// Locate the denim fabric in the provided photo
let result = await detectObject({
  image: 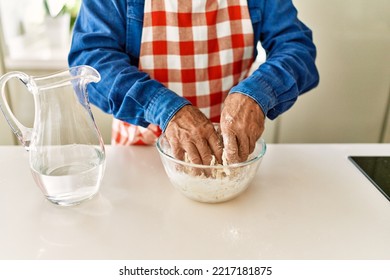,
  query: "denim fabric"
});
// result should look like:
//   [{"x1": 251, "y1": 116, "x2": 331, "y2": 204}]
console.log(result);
[{"x1": 69, "y1": 0, "x2": 319, "y2": 130}]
